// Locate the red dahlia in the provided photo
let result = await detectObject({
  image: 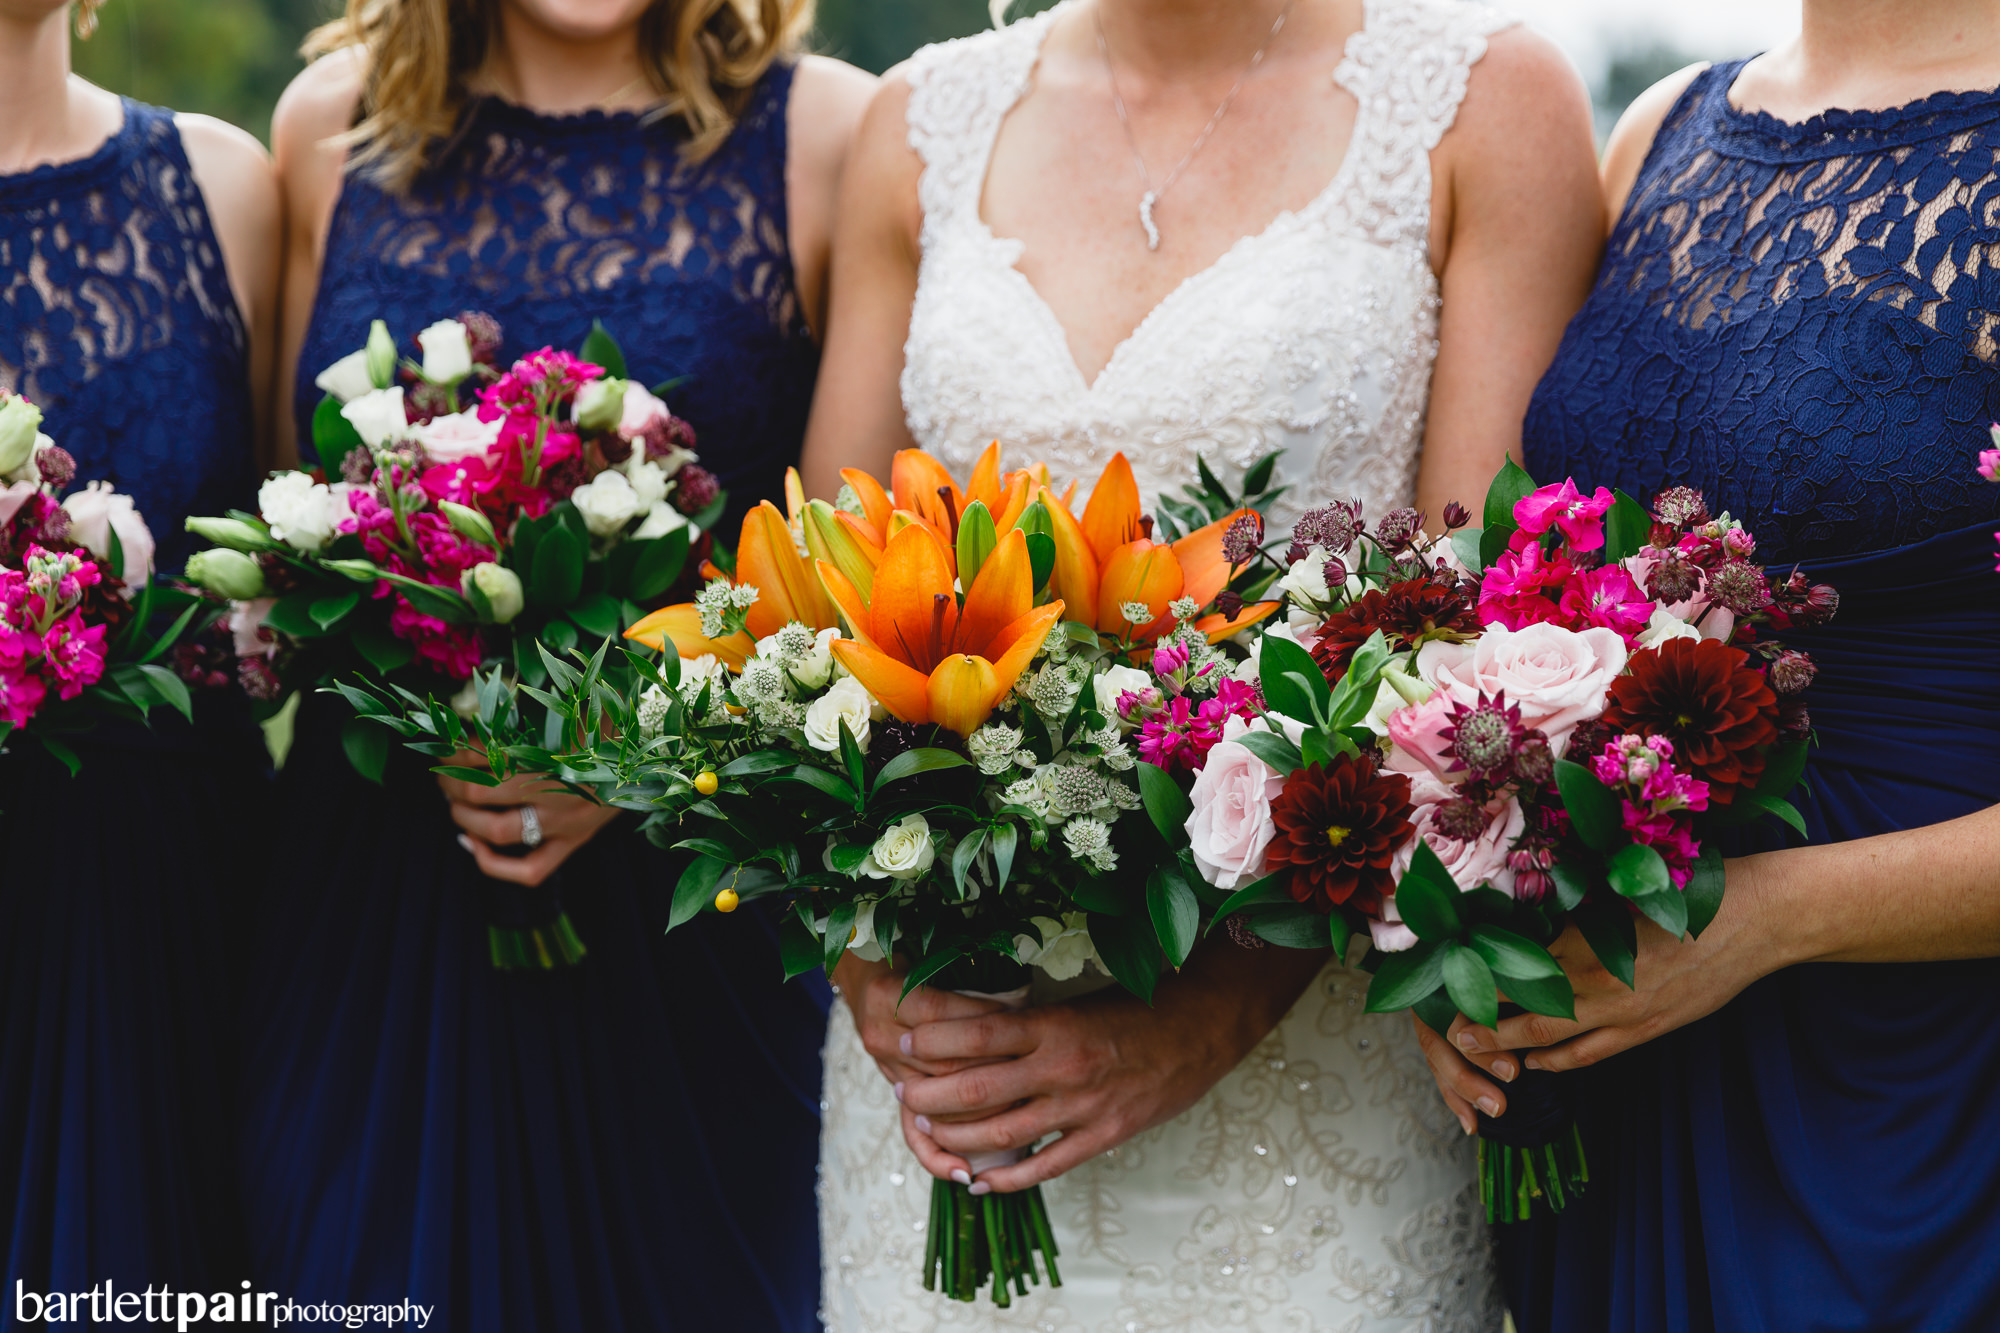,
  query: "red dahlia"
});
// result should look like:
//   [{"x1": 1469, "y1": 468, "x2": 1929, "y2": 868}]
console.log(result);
[
  {"x1": 1603, "y1": 637, "x2": 1777, "y2": 805},
  {"x1": 1311, "y1": 576, "x2": 1478, "y2": 683},
  {"x1": 1265, "y1": 754, "x2": 1415, "y2": 914}
]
